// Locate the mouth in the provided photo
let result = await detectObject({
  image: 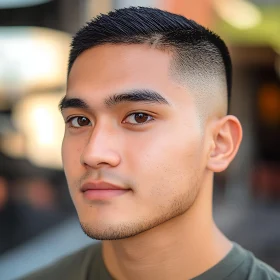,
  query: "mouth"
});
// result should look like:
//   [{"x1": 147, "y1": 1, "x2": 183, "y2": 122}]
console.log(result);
[{"x1": 81, "y1": 181, "x2": 130, "y2": 200}]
